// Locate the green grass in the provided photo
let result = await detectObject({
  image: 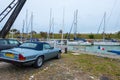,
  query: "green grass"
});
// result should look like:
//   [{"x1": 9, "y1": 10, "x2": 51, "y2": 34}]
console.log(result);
[{"x1": 62, "y1": 53, "x2": 120, "y2": 80}]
